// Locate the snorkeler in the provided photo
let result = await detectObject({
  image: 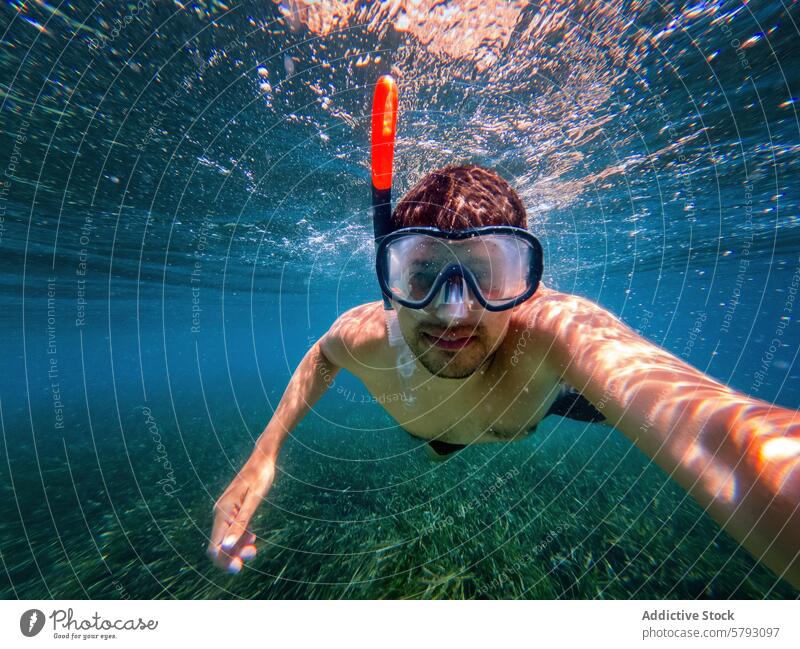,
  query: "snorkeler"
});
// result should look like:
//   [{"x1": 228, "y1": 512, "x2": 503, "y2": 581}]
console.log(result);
[{"x1": 208, "y1": 77, "x2": 799, "y2": 588}]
